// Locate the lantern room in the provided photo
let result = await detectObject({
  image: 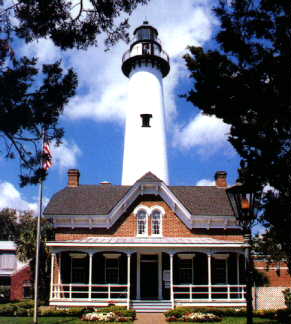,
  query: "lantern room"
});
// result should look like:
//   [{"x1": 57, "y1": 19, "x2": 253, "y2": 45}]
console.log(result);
[{"x1": 122, "y1": 21, "x2": 170, "y2": 78}]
